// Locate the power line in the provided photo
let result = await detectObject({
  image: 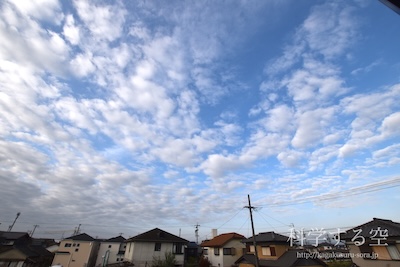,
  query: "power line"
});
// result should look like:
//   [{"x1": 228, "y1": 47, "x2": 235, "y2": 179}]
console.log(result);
[{"x1": 258, "y1": 177, "x2": 400, "y2": 208}]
